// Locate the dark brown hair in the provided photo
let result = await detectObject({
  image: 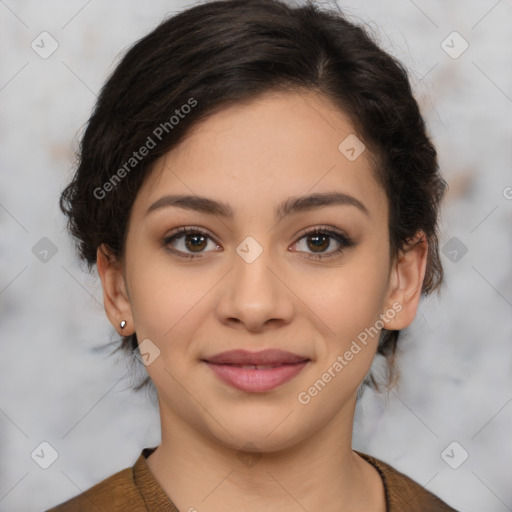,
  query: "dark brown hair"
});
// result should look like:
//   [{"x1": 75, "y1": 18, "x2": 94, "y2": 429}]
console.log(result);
[{"x1": 60, "y1": 0, "x2": 447, "y2": 391}]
